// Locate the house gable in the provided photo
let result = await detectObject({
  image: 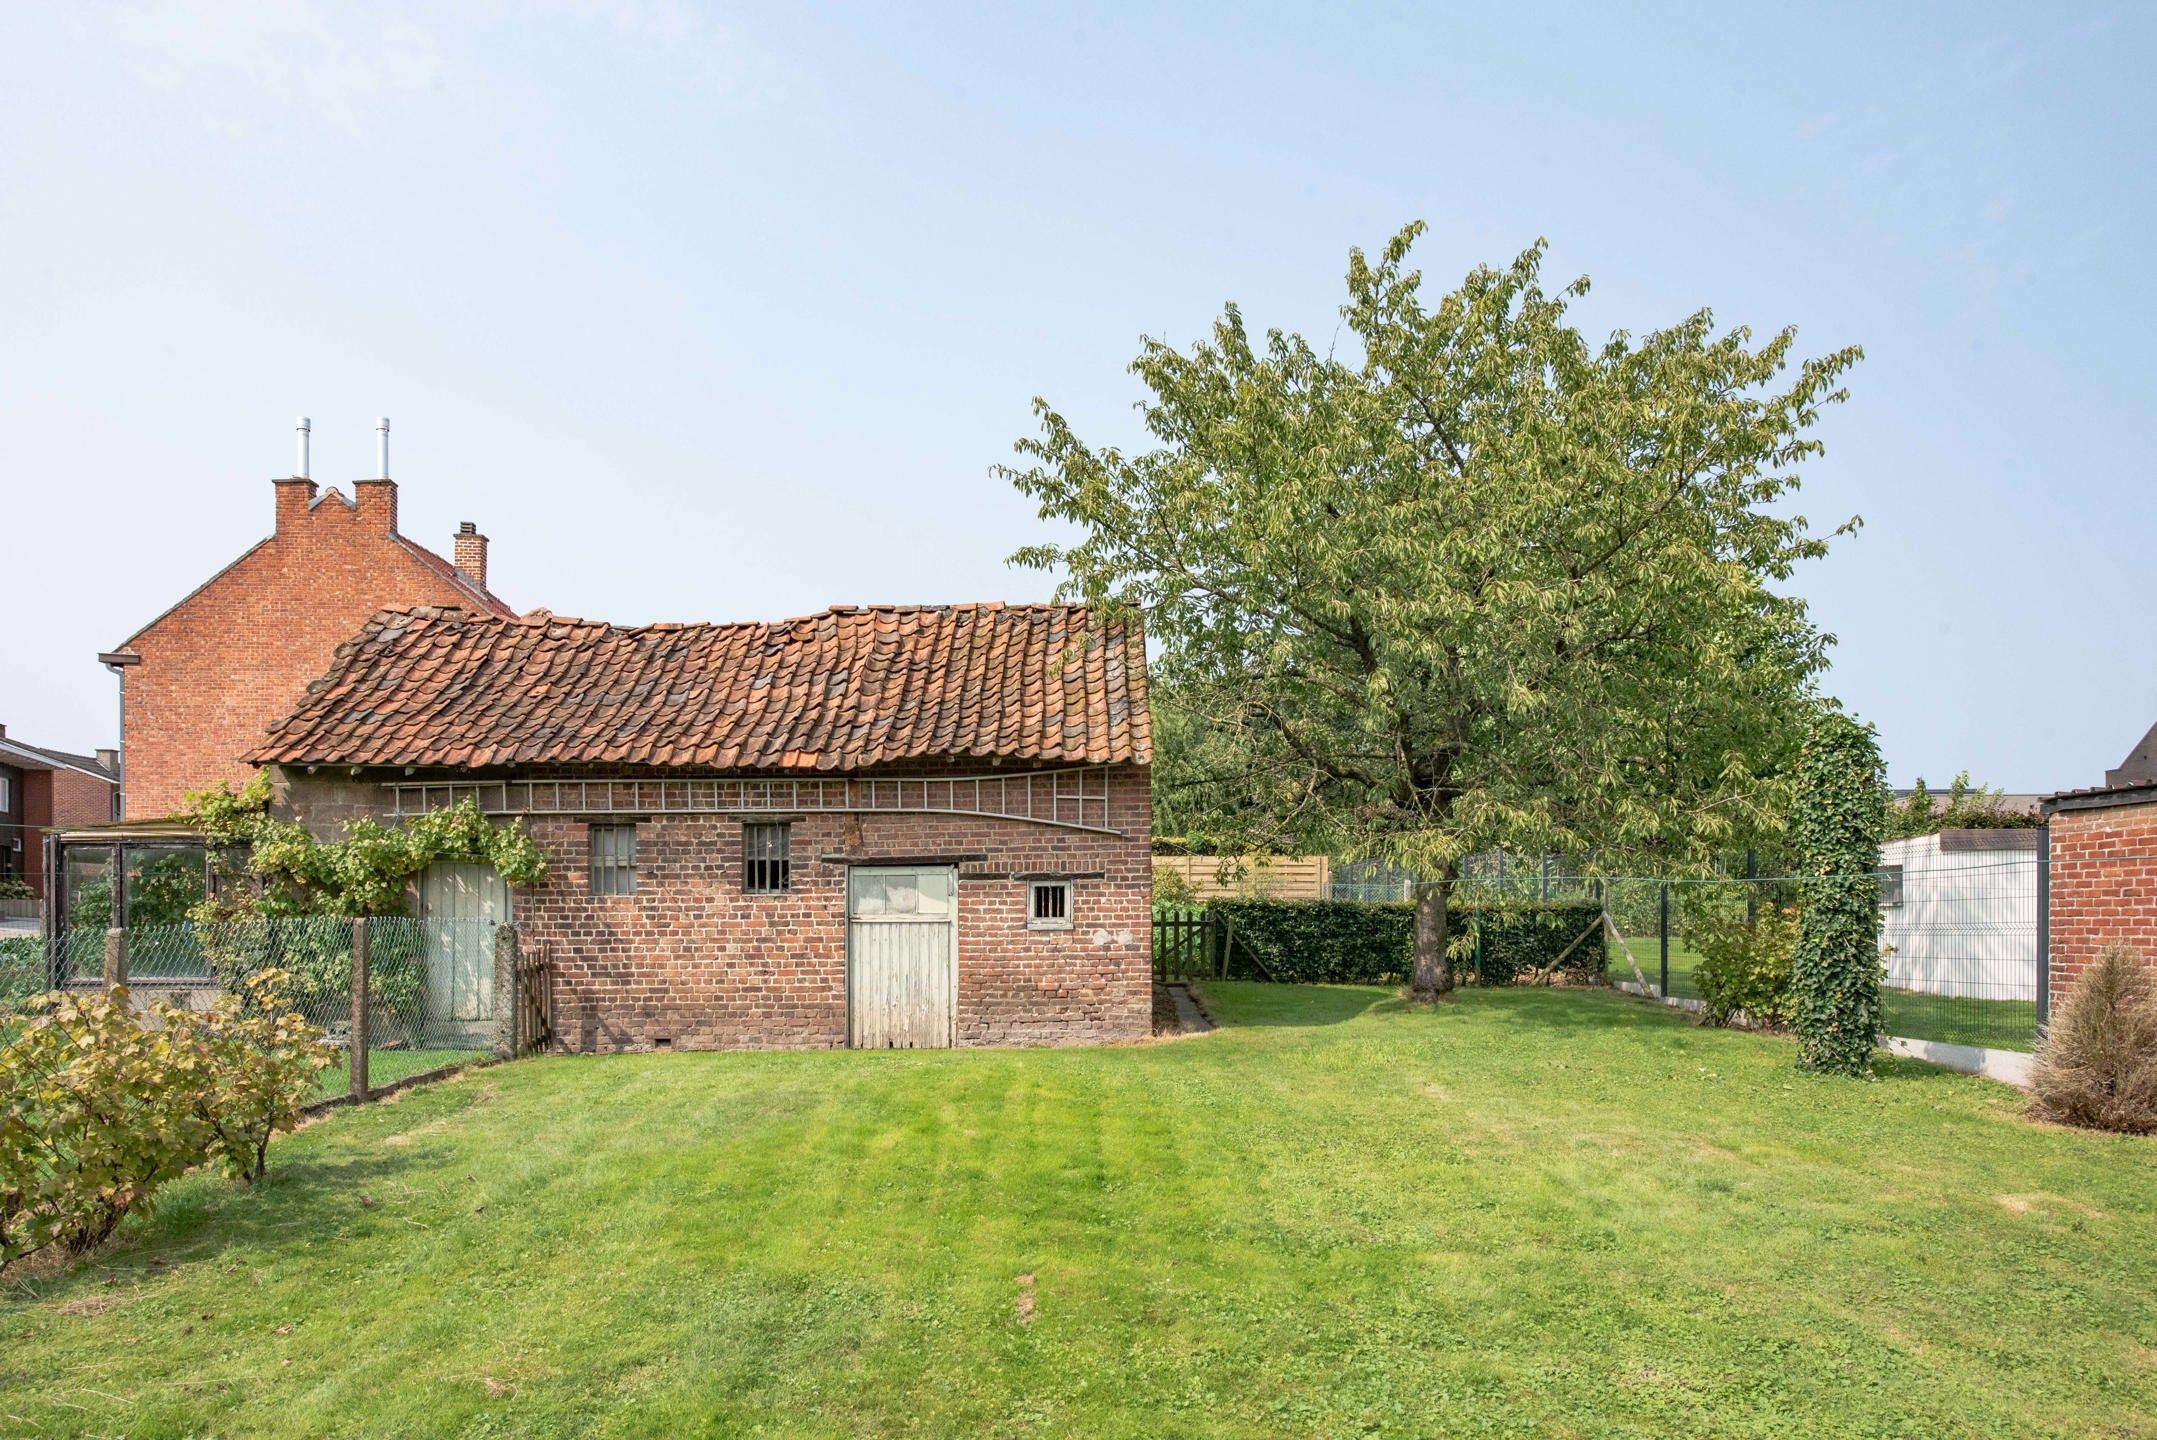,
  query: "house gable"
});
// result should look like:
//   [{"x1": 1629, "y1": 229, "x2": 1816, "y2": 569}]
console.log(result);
[{"x1": 114, "y1": 475, "x2": 515, "y2": 818}]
